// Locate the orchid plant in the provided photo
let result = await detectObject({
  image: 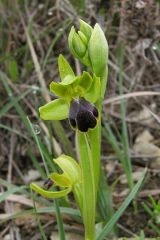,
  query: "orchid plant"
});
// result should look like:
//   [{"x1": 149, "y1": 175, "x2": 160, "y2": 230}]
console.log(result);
[{"x1": 30, "y1": 19, "x2": 108, "y2": 240}]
